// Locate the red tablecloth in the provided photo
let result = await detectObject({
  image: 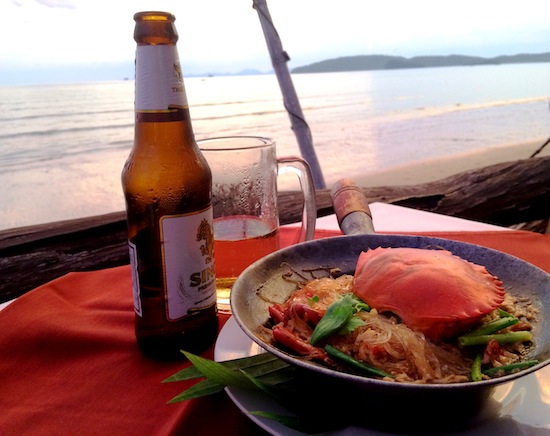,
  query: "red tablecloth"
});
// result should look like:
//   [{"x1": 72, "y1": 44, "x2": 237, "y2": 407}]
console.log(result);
[{"x1": 1, "y1": 228, "x2": 549, "y2": 435}]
